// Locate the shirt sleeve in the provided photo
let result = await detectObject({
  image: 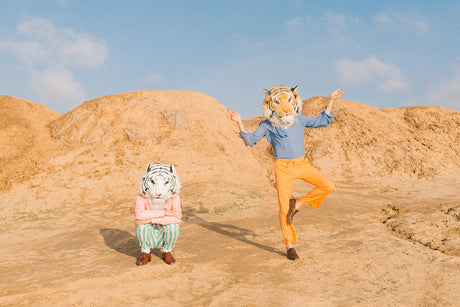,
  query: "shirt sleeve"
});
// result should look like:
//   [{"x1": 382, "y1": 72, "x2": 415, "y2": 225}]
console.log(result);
[
  {"x1": 301, "y1": 107, "x2": 334, "y2": 128},
  {"x1": 134, "y1": 194, "x2": 165, "y2": 220},
  {"x1": 151, "y1": 195, "x2": 182, "y2": 224},
  {"x1": 239, "y1": 121, "x2": 267, "y2": 147}
]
